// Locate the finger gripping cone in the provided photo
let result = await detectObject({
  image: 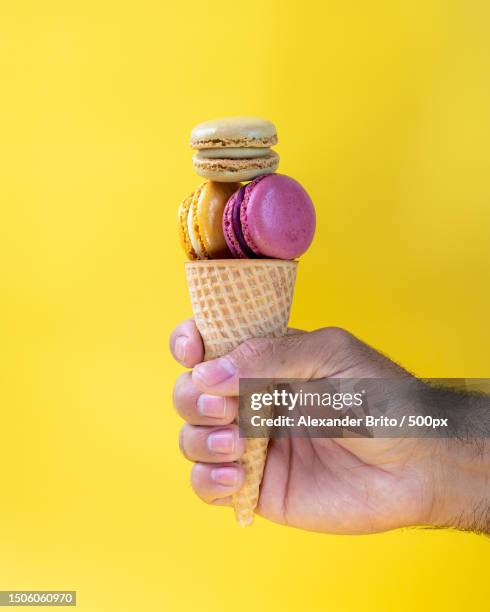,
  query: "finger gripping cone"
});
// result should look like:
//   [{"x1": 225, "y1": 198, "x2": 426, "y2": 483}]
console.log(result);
[{"x1": 185, "y1": 259, "x2": 297, "y2": 526}]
